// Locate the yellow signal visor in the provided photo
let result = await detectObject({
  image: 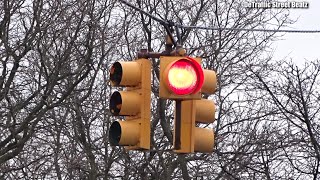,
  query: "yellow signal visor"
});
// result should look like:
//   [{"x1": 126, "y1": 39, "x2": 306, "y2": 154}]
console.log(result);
[
  {"x1": 202, "y1": 70, "x2": 217, "y2": 94},
  {"x1": 195, "y1": 99, "x2": 215, "y2": 123},
  {"x1": 194, "y1": 127, "x2": 214, "y2": 152},
  {"x1": 110, "y1": 61, "x2": 141, "y2": 86},
  {"x1": 109, "y1": 121, "x2": 140, "y2": 146},
  {"x1": 109, "y1": 91, "x2": 141, "y2": 116}
]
